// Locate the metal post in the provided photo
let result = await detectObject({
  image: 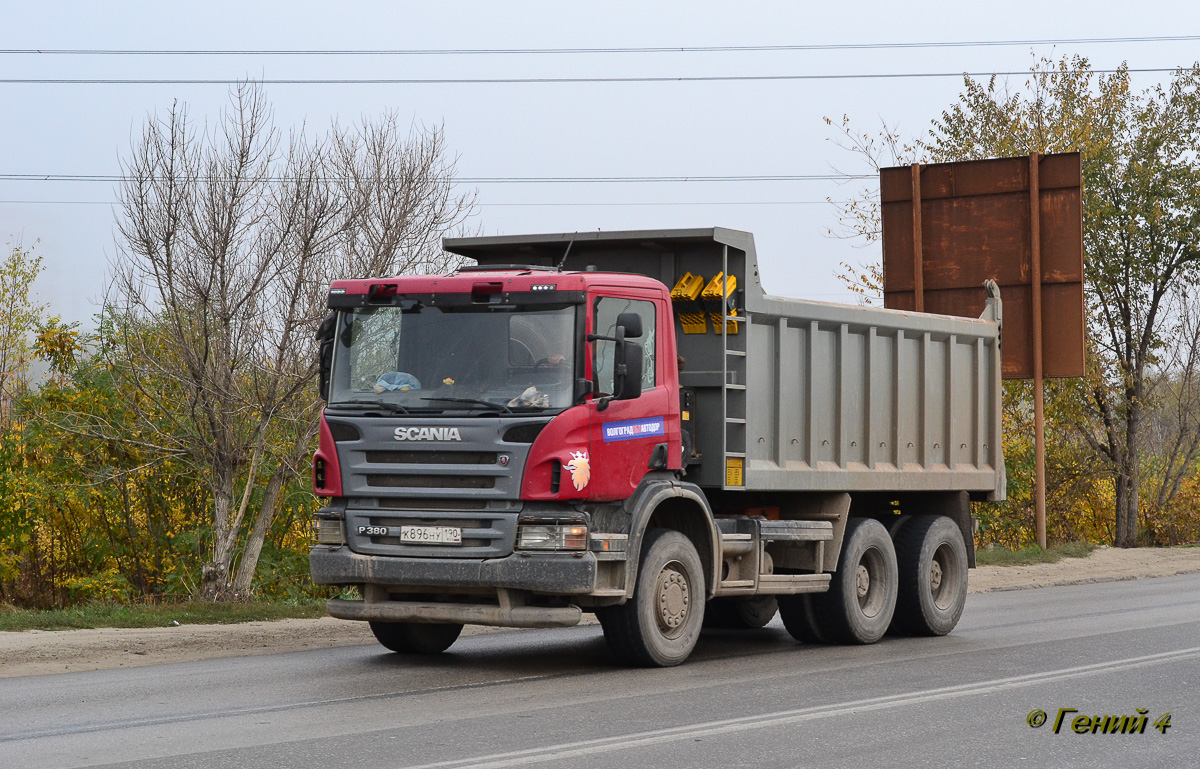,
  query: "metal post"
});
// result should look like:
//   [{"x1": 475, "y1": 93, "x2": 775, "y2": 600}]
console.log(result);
[
  {"x1": 911, "y1": 163, "x2": 924, "y2": 312},
  {"x1": 1030, "y1": 153, "x2": 1047, "y2": 550}
]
